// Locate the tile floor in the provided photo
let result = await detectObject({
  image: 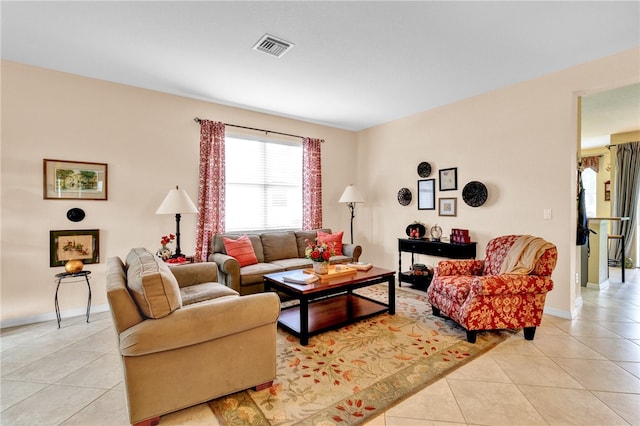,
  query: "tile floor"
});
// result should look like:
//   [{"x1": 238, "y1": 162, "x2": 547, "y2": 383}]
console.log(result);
[{"x1": 1, "y1": 268, "x2": 638, "y2": 425}]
